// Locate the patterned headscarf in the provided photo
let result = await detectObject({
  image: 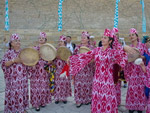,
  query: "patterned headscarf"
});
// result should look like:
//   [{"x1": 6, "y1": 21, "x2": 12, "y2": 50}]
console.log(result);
[
  {"x1": 10, "y1": 34, "x2": 20, "y2": 41},
  {"x1": 112, "y1": 27, "x2": 119, "y2": 33},
  {"x1": 40, "y1": 32, "x2": 47, "y2": 39},
  {"x1": 104, "y1": 29, "x2": 111, "y2": 37},
  {"x1": 130, "y1": 28, "x2": 138, "y2": 34},
  {"x1": 59, "y1": 35, "x2": 67, "y2": 41},
  {"x1": 81, "y1": 31, "x2": 90, "y2": 37}
]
